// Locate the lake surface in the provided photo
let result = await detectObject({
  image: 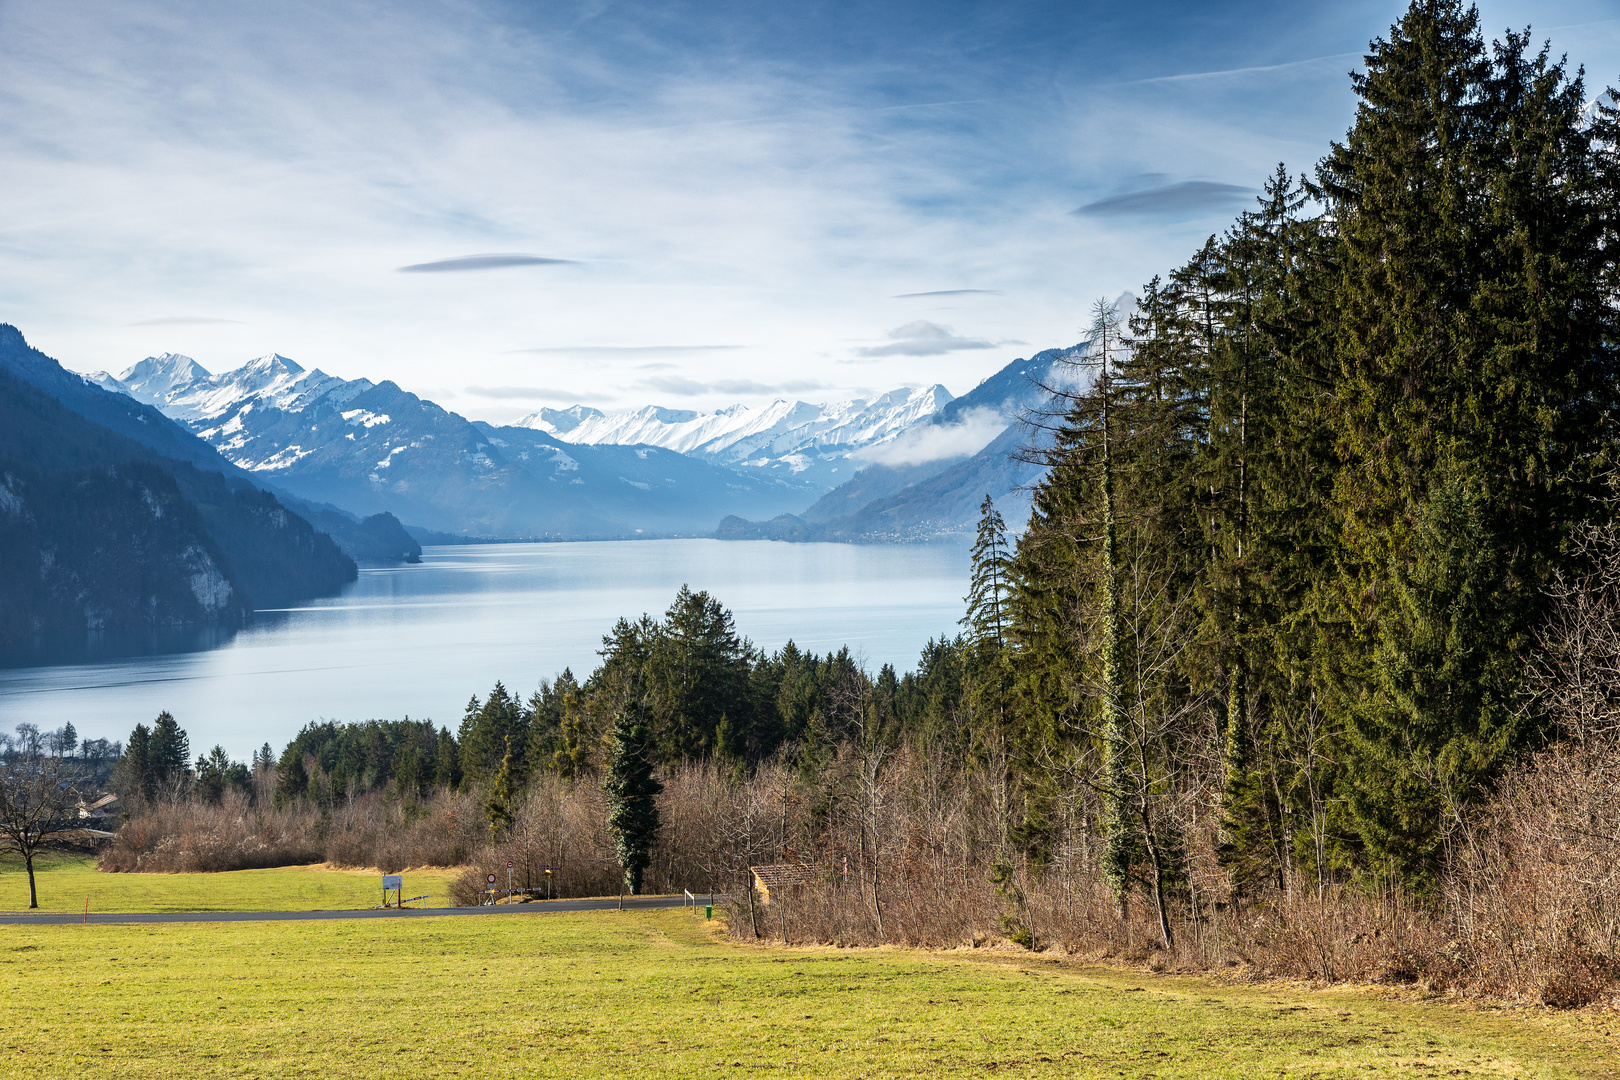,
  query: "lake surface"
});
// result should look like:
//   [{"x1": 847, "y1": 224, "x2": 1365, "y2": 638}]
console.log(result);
[{"x1": 0, "y1": 540, "x2": 969, "y2": 758}]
